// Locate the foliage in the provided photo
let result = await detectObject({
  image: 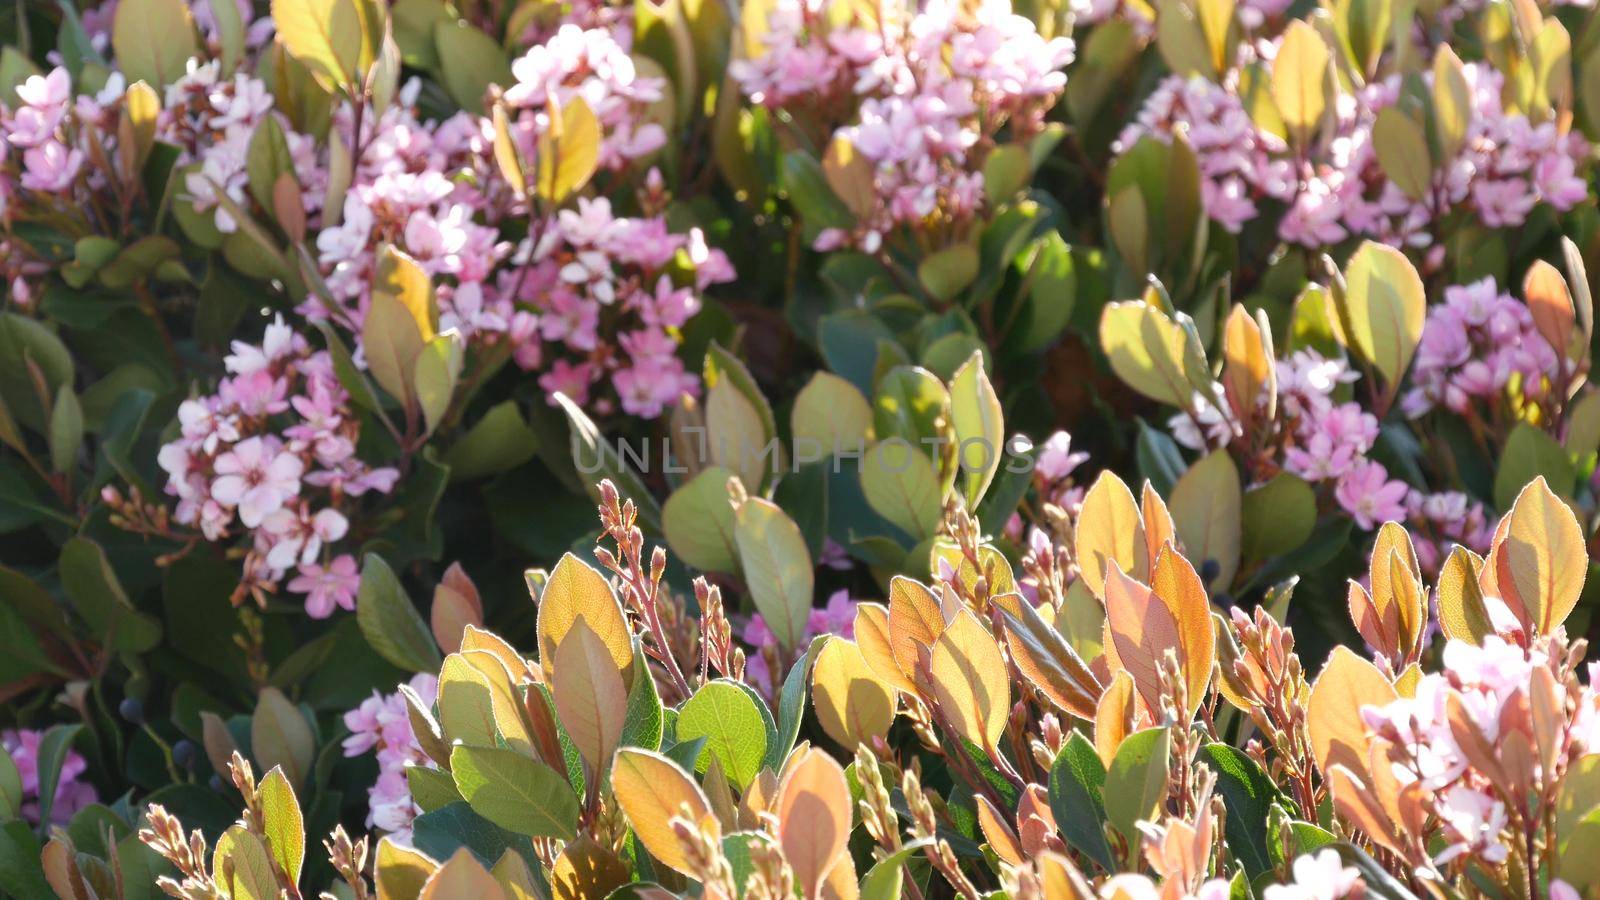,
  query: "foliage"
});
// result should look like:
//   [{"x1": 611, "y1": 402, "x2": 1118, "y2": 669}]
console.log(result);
[{"x1": 6, "y1": 0, "x2": 1600, "y2": 898}]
